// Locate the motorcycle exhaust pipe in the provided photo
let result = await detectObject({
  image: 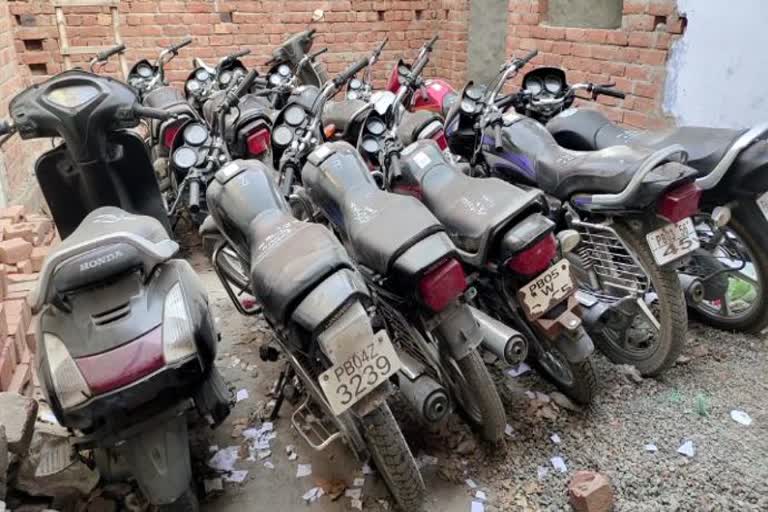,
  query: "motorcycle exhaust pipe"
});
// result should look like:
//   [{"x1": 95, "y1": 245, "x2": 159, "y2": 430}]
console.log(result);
[
  {"x1": 679, "y1": 274, "x2": 704, "y2": 304},
  {"x1": 469, "y1": 306, "x2": 528, "y2": 366},
  {"x1": 397, "y1": 352, "x2": 450, "y2": 423}
]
